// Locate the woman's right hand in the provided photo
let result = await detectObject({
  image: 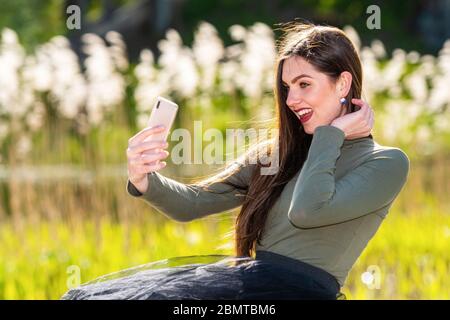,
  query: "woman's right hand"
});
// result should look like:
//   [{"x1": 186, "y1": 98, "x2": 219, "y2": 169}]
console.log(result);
[
  {"x1": 126, "y1": 125, "x2": 170, "y2": 194},
  {"x1": 330, "y1": 98, "x2": 374, "y2": 140}
]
